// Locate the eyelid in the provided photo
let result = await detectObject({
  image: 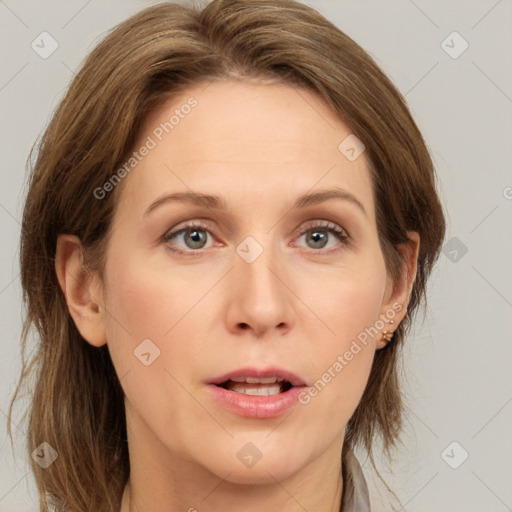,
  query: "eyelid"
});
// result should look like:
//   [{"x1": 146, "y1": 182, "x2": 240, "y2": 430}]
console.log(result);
[
  {"x1": 161, "y1": 219, "x2": 217, "y2": 245},
  {"x1": 291, "y1": 219, "x2": 350, "y2": 240}
]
